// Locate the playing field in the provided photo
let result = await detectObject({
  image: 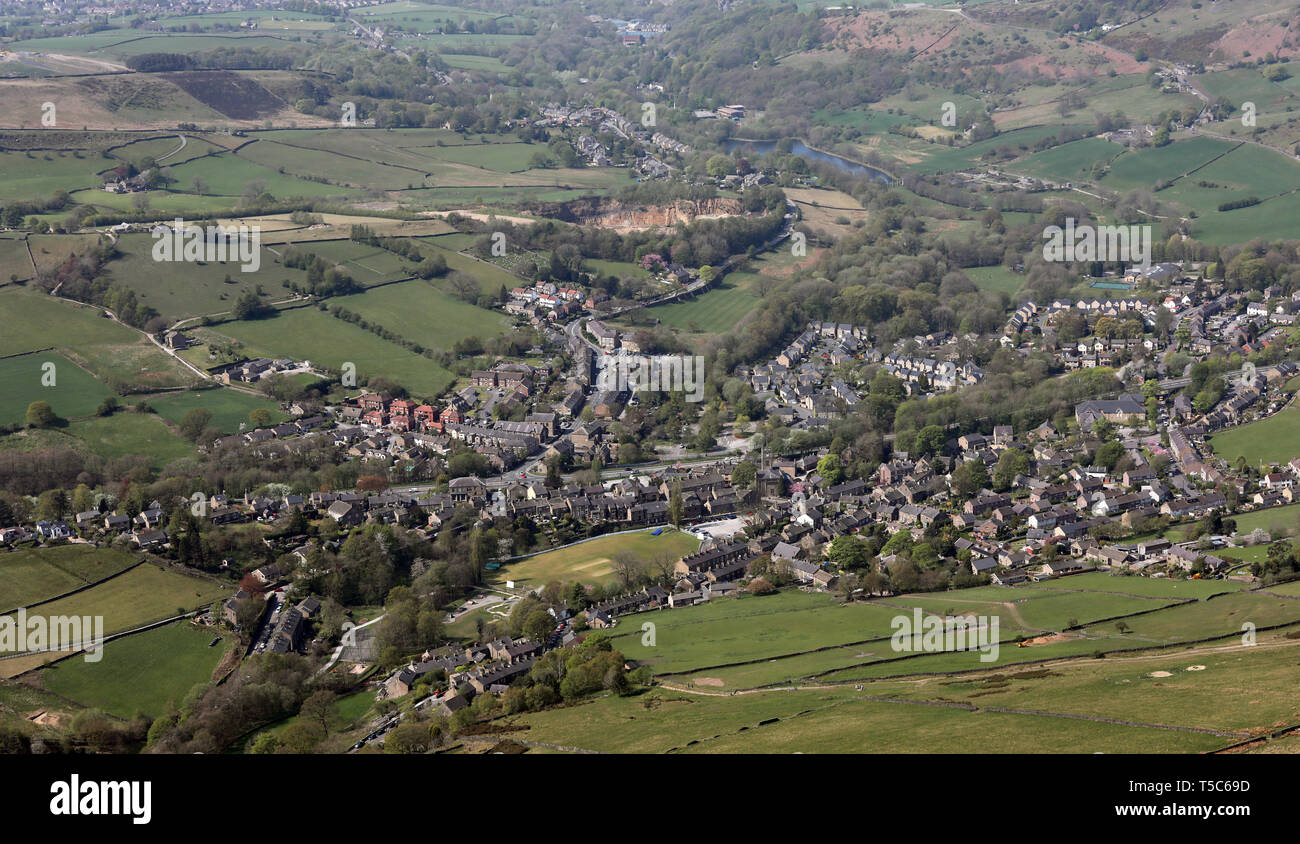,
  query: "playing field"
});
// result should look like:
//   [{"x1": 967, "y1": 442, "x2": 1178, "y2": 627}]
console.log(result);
[
  {"x1": 0, "y1": 545, "x2": 139, "y2": 612},
  {"x1": 490, "y1": 528, "x2": 700, "y2": 589},
  {"x1": 39, "y1": 622, "x2": 233, "y2": 719}
]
